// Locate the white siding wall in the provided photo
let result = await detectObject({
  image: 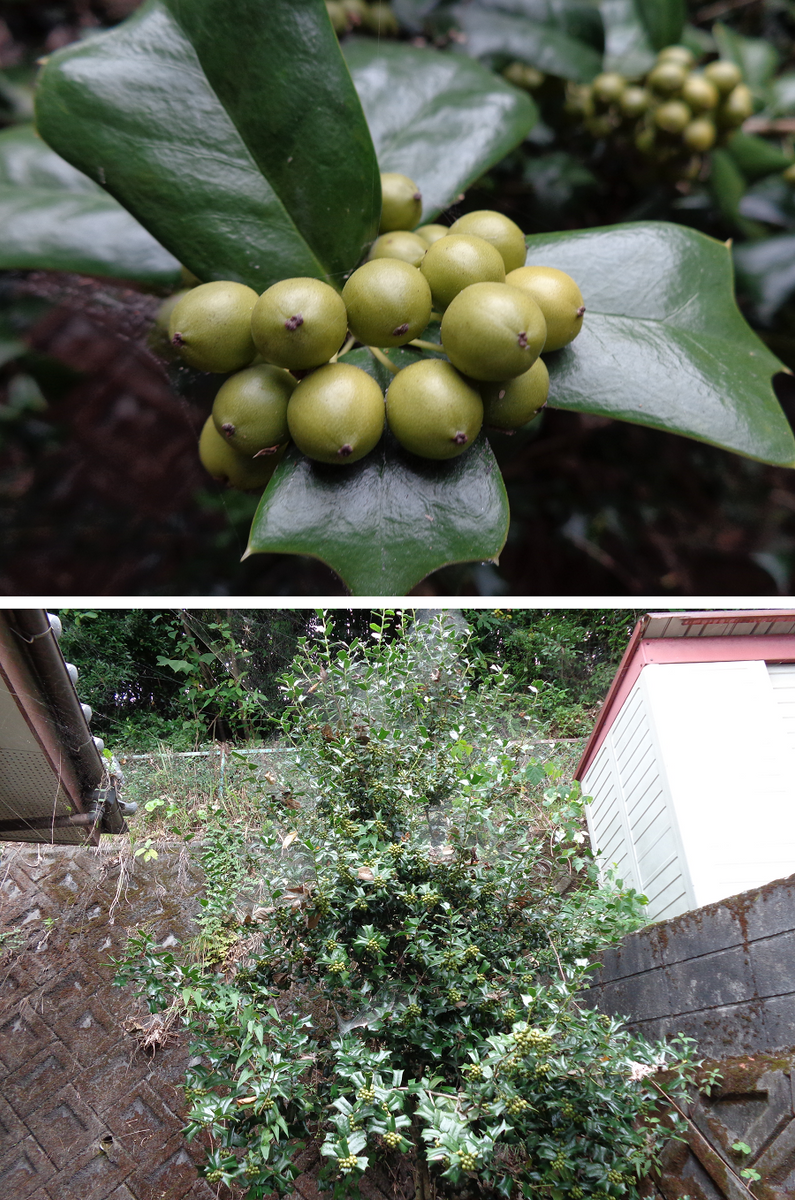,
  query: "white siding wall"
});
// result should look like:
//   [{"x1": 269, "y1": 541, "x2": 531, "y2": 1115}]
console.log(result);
[
  {"x1": 582, "y1": 679, "x2": 693, "y2": 921},
  {"x1": 640, "y1": 661, "x2": 795, "y2": 907},
  {"x1": 768, "y1": 662, "x2": 795, "y2": 757}
]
